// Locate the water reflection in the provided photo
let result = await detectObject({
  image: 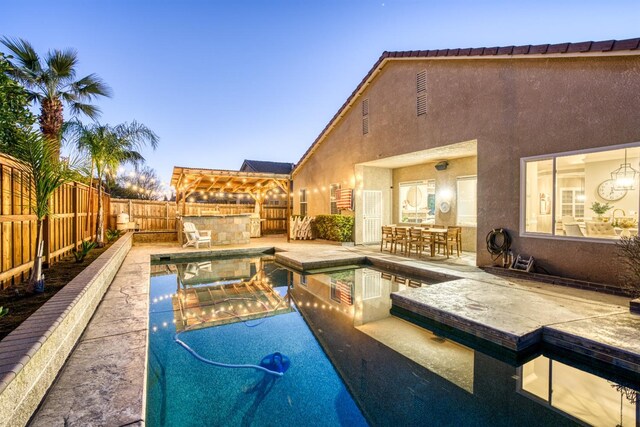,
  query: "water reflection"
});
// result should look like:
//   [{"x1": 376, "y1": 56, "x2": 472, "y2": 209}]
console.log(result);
[
  {"x1": 149, "y1": 257, "x2": 640, "y2": 426},
  {"x1": 519, "y1": 356, "x2": 638, "y2": 426},
  {"x1": 170, "y1": 256, "x2": 293, "y2": 331},
  {"x1": 291, "y1": 266, "x2": 640, "y2": 426}
]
